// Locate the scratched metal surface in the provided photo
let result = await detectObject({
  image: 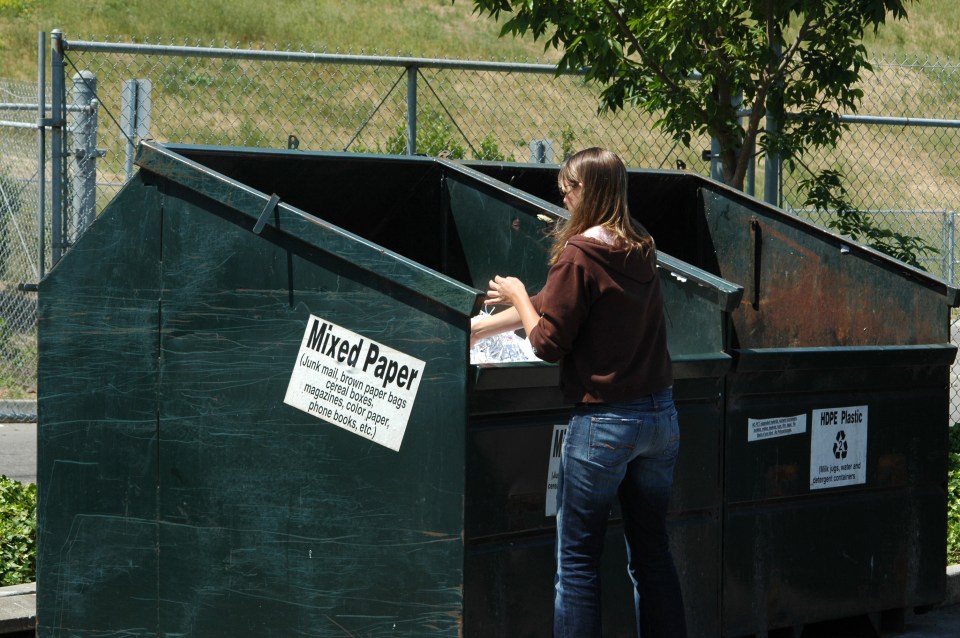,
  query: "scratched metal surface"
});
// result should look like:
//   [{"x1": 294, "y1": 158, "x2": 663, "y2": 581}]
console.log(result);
[
  {"x1": 37, "y1": 177, "x2": 165, "y2": 635},
  {"x1": 720, "y1": 346, "x2": 955, "y2": 635},
  {"x1": 697, "y1": 186, "x2": 956, "y2": 348},
  {"x1": 693, "y1": 176, "x2": 959, "y2": 632},
  {"x1": 38, "y1": 158, "x2": 478, "y2": 635}
]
